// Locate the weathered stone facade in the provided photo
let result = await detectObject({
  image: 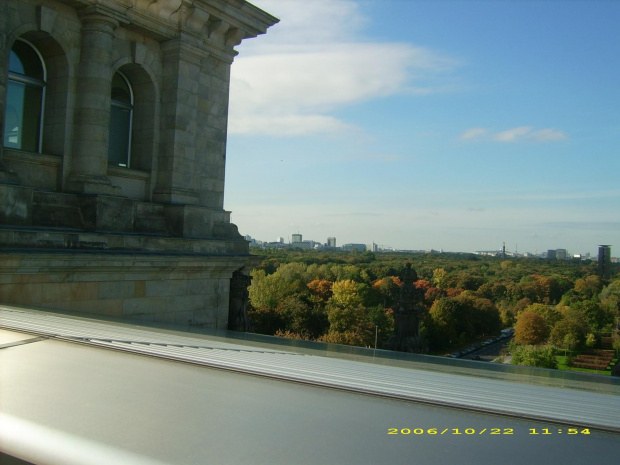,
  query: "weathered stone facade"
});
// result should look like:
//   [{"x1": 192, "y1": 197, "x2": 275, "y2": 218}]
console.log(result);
[{"x1": 0, "y1": 0, "x2": 277, "y2": 326}]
